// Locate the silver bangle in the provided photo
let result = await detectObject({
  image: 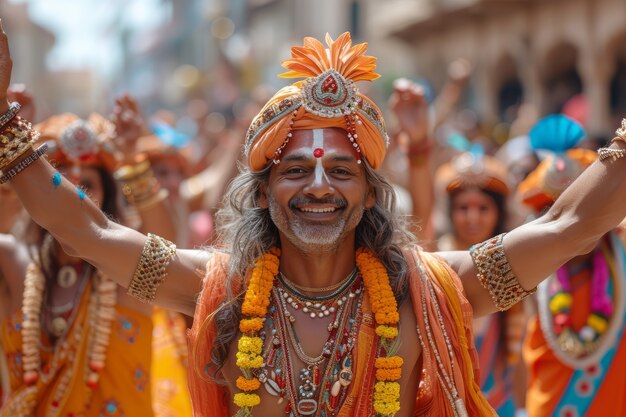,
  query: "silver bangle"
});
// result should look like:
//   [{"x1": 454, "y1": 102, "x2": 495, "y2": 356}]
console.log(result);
[{"x1": 0, "y1": 102, "x2": 21, "y2": 129}]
